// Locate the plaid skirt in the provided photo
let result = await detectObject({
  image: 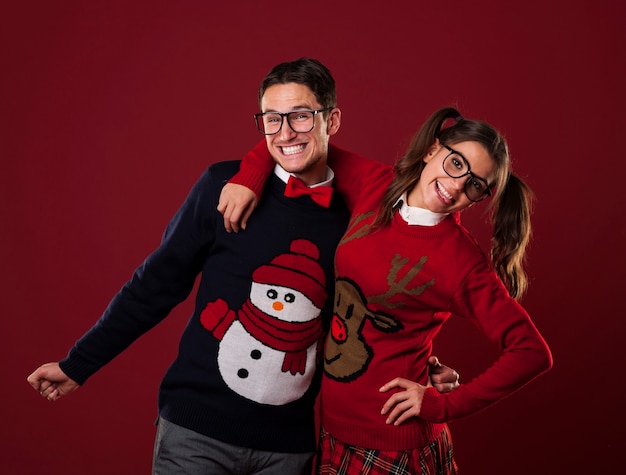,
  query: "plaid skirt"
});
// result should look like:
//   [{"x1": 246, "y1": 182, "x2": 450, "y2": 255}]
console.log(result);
[{"x1": 316, "y1": 426, "x2": 458, "y2": 475}]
